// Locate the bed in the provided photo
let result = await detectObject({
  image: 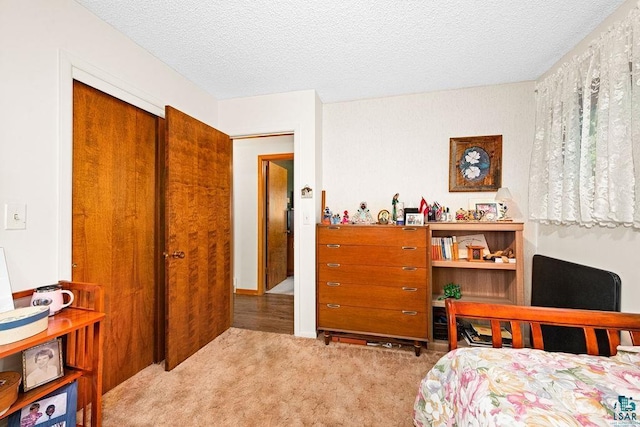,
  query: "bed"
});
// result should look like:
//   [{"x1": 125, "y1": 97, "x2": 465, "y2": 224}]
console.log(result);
[{"x1": 414, "y1": 299, "x2": 640, "y2": 426}]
